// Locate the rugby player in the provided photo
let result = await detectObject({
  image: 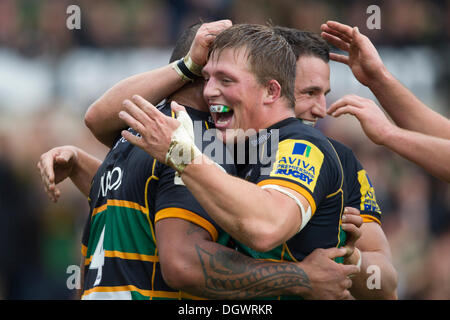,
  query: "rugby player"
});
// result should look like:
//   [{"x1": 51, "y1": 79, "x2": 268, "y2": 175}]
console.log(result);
[
  {"x1": 38, "y1": 21, "x2": 358, "y2": 299},
  {"x1": 273, "y1": 26, "x2": 397, "y2": 299},
  {"x1": 120, "y1": 24, "x2": 357, "y2": 300}
]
